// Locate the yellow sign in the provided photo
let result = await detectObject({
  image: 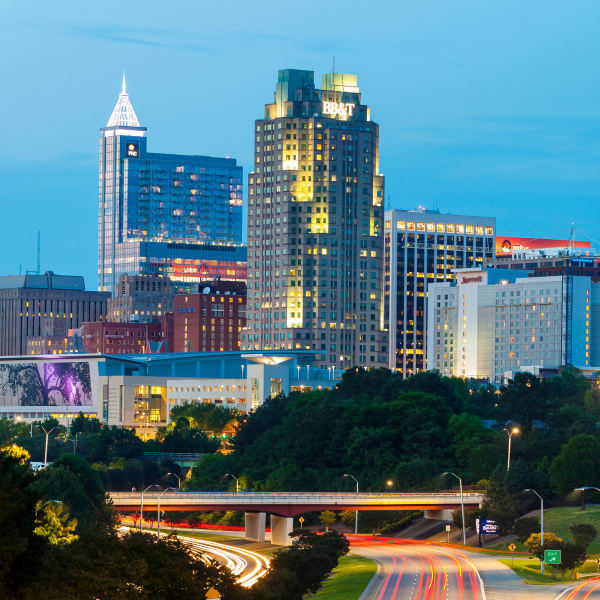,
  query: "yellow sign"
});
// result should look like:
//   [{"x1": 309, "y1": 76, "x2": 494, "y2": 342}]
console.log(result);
[
  {"x1": 298, "y1": 517, "x2": 304, "y2": 524},
  {"x1": 508, "y1": 543, "x2": 517, "y2": 552}
]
